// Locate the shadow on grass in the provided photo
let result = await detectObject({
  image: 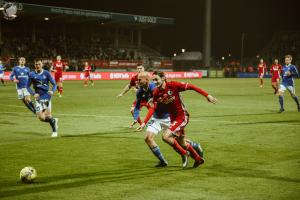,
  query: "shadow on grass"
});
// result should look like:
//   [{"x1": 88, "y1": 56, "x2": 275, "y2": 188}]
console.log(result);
[
  {"x1": 0, "y1": 167, "x2": 179, "y2": 198},
  {"x1": 10, "y1": 131, "x2": 46, "y2": 137},
  {"x1": 206, "y1": 163, "x2": 300, "y2": 183},
  {"x1": 0, "y1": 120, "x2": 18, "y2": 125},
  {"x1": 224, "y1": 119, "x2": 300, "y2": 126},
  {"x1": 61, "y1": 129, "x2": 142, "y2": 139},
  {"x1": 198, "y1": 112, "x2": 276, "y2": 118}
]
